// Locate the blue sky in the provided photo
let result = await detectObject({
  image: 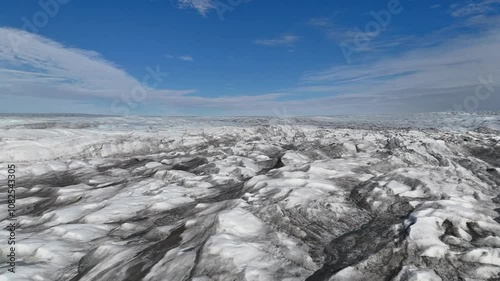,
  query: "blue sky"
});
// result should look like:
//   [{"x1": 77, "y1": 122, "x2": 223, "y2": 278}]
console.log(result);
[{"x1": 0, "y1": 0, "x2": 499, "y2": 116}]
